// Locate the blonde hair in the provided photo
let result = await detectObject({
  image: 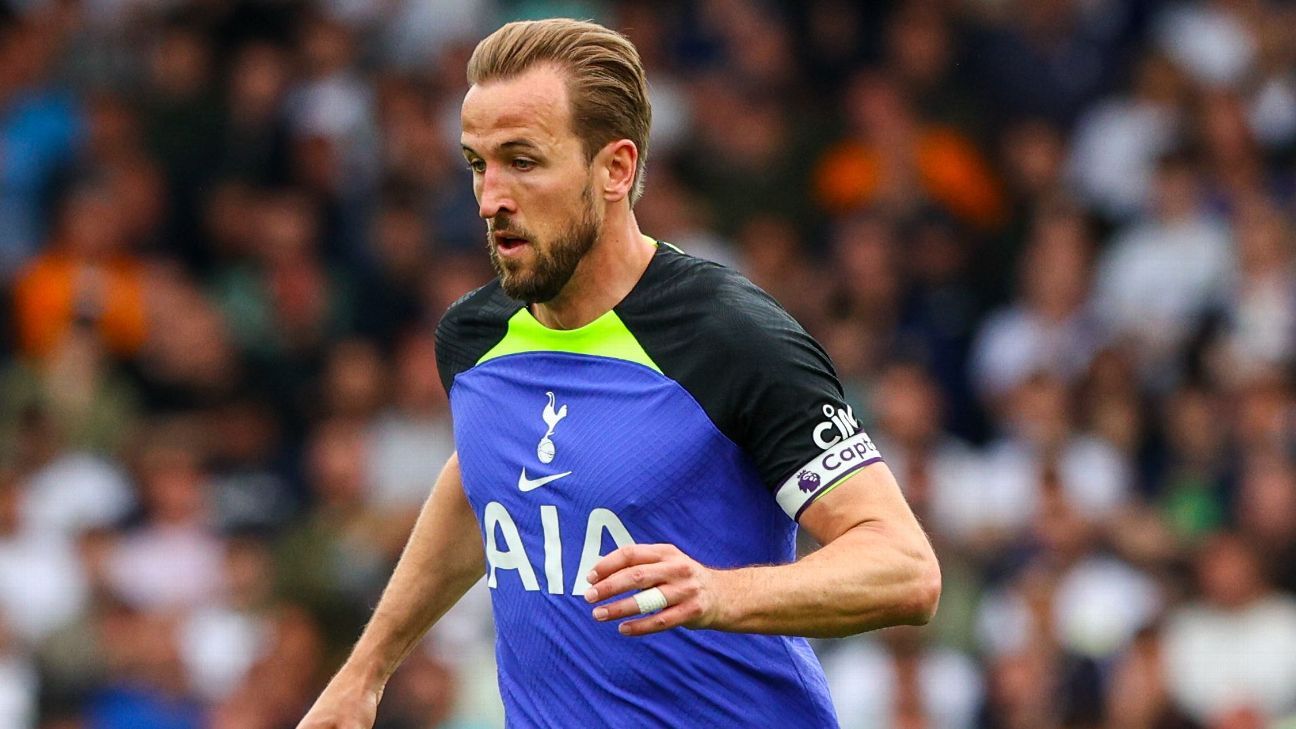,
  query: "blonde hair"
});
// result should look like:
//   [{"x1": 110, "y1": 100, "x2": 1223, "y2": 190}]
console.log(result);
[{"x1": 467, "y1": 18, "x2": 651, "y2": 205}]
